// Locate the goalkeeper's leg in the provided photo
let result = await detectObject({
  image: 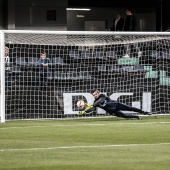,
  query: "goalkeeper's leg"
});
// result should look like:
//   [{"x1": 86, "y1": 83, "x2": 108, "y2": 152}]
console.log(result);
[
  {"x1": 114, "y1": 110, "x2": 141, "y2": 120},
  {"x1": 117, "y1": 102, "x2": 151, "y2": 115}
]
